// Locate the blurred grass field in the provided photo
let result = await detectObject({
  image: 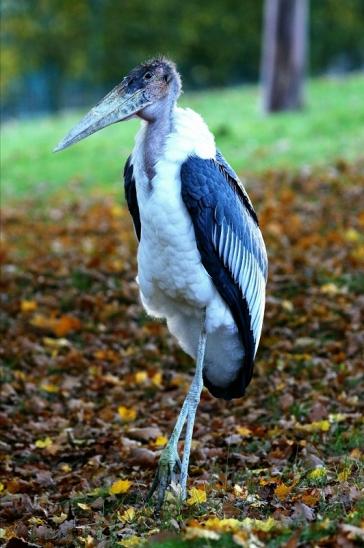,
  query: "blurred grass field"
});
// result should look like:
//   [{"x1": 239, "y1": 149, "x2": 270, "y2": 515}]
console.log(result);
[{"x1": 1, "y1": 74, "x2": 364, "y2": 203}]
